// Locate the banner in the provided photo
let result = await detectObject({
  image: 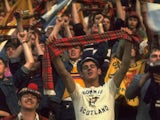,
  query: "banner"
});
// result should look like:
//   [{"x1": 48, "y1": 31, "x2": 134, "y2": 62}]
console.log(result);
[
  {"x1": 105, "y1": 57, "x2": 146, "y2": 106},
  {"x1": 147, "y1": 3, "x2": 160, "y2": 32},
  {"x1": 41, "y1": 0, "x2": 72, "y2": 29}
]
